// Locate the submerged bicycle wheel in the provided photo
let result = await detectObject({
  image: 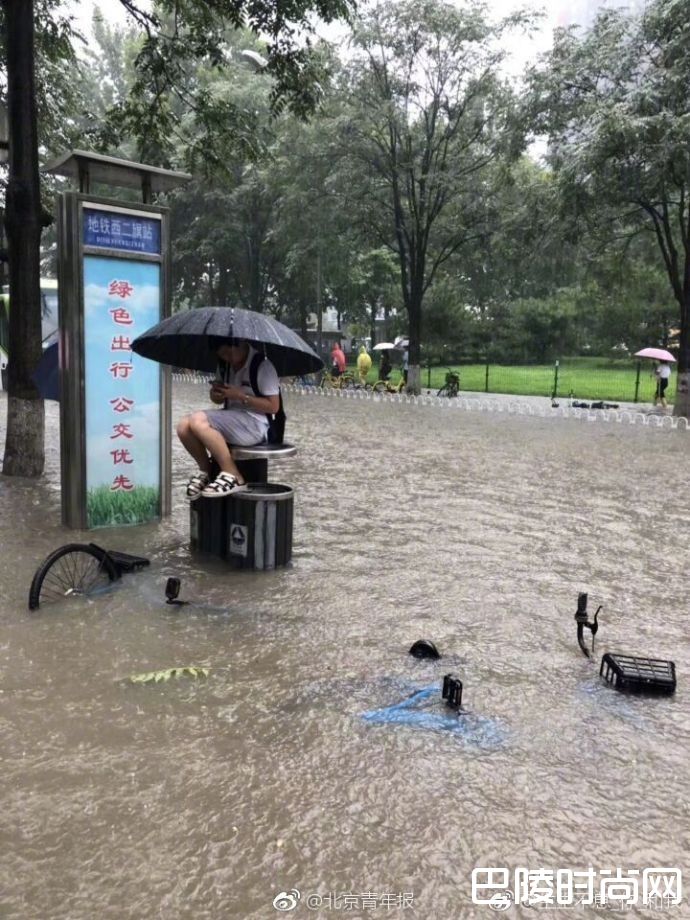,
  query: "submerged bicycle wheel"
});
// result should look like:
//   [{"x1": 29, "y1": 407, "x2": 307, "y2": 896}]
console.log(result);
[{"x1": 28, "y1": 543, "x2": 119, "y2": 610}]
